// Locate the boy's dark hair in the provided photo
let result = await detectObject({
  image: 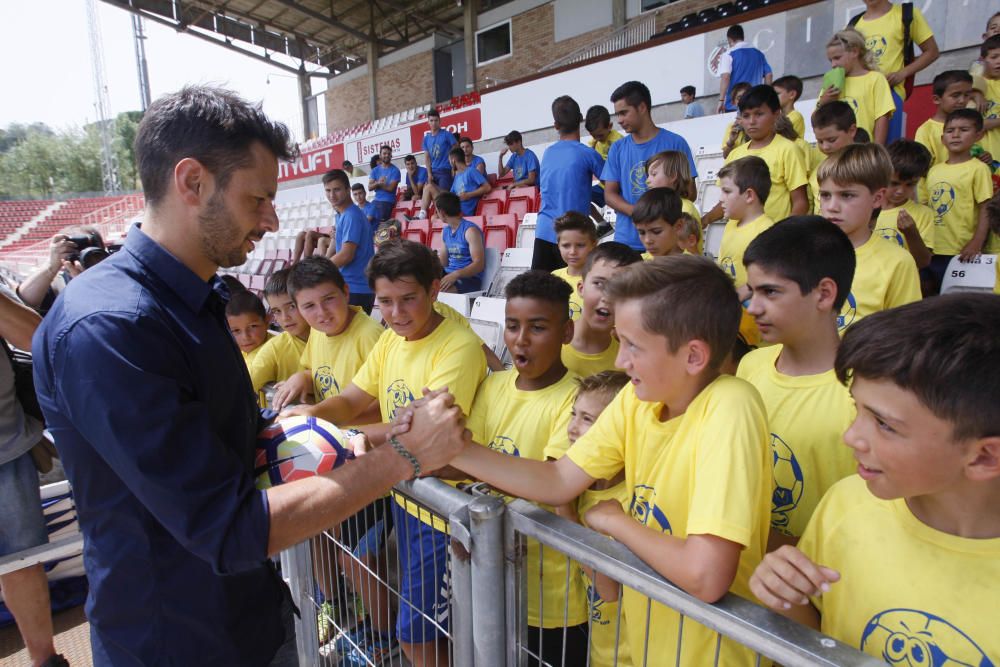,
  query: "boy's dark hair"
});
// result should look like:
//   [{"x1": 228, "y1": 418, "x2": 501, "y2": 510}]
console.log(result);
[
  {"x1": 287, "y1": 256, "x2": 347, "y2": 300},
  {"x1": 448, "y1": 146, "x2": 466, "y2": 162},
  {"x1": 323, "y1": 169, "x2": 349, "y2": 187},
  {"x1": 581, "y1": 241, "x2": 642, "y2": 277},
  {"x1": 459, "y1": 136, "x2": 474, "y2": 147},
  {"x1": 772, "y1": 75, "x2": 803, "y2": 99},
  {"x1": 263, "y1": 268, "x2": 291, "y2": 299},
  {"x1": 351, "y1": 182, "x2": 365, "y2": 192},
  {"x1": 945, "y1": 108, "x2": 984, "y2": 132},
  {"x1": 738, "y1": 85, "x2": 780, "y2": 113},
  {"x1": 554, "y1": 211, "x2": 598, "y2": 241},
  {"x1": 552, "y1": 95, "x2": 583, "y2": 134},
  {"x1": 980, "y1": 34, "x2": 1000, "y2": 58},
  {"x1": 576, "y1": 370, "x2": 630, "y2": 401},
  {"x1": 680, "y1": 85, "x2": 696, "y2": 97},
  {"x1": 136, "y1": 86, "x2": 296, "y2": 207},
  {"x1": 220, "y1": 274, "x2": 246, "y2": 295},
  {"x1": 610, "y1": 81, "x2": 652, "y2": 112},
  {"x1": 932, "y1": 70, "x2": 974, "y2": 98},
  {"x1": 435, "y1": 191, "x2": 462, "y2": 217},
  {"x1": 343, "y1": 160, "x2": 354, "y2": 169},
  {"x1": 744, "y1": 216, "x2": 856, "y2": 311},
  {"x1": 836, "y1": 293, "x2": 1000, "y2": 441},
  {"x1": 727, "y1": 25, "x2": 745, "y2": 41},
  {"x1": 853, "y1": 128, "x2": 871, "y2": 144},
  {"x1": 367, "y1": 239, "x2": 443, "y2": 291},
  {"x1": 505, "y1": 270, "x2": 572, "y2": 320},
  {"x1": 369, "y1": 155, "x2": 379, "y2": 169},
  {"x1": 886, "y1": 140, "x2": 933, "y2": 181},
  {"x1": 606, "y1": 256, "x2": 739, "y2": 370},
  {"x1": 225, "y1": 289, "x2": 266, "y2": 319},
  {"x1": 404, "y1": 154, "x2": 417, "y2": 164},
  {"x1": 811, "y1": 101, "x2": 857, "y2": 132},
  {"x1": 504, "y1": 130, "x2": 523, "y2": 145},
  {"x1": 730, "y1": 81, "x2": 753, "y2": 102},
  {"x1": 427, "y1": 108, "x2": 441, "y2": 119},
  {"x1": 584, "y1": 105, "x2": 612, "y2": 134},
  {"x1": 632, "y1": 187, "x2": 683, "y2": 225},
  {"x1": 717, "y1": 156, "x2": 771, "y2": 204}
]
